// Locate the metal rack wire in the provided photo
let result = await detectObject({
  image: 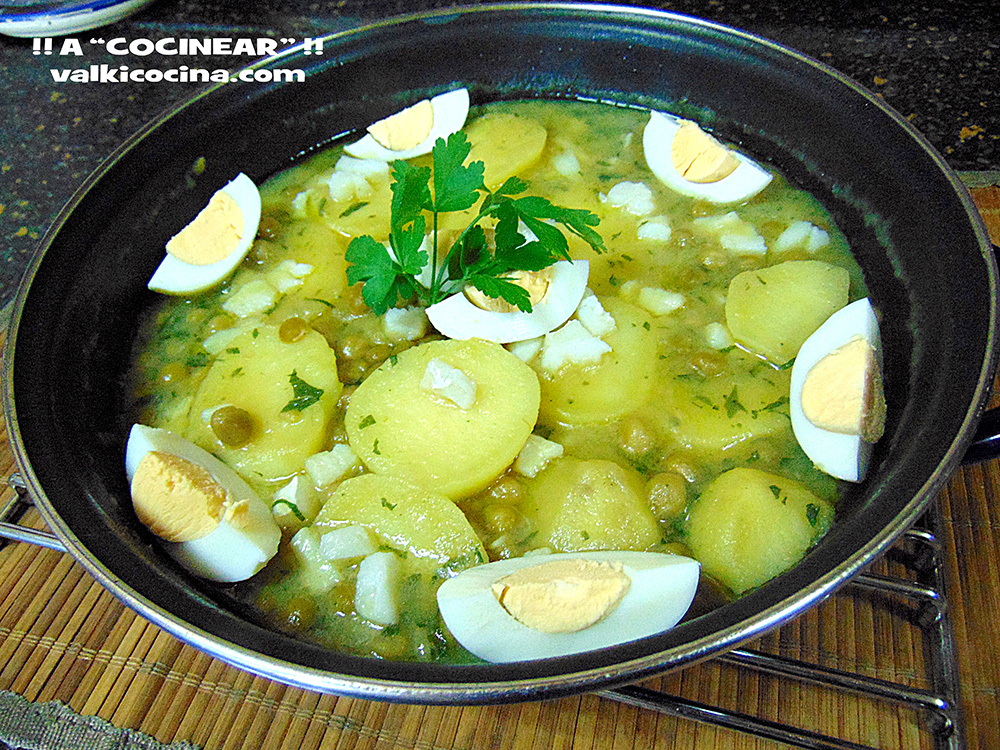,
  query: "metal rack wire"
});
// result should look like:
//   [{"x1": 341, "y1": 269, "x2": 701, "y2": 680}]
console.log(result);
[
  {"x1": 602, "y1": 506, "x2": 965, "y2": 749},
  {"x1": 1, "y1": 472, "x2": 965, "y2": 750}
]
